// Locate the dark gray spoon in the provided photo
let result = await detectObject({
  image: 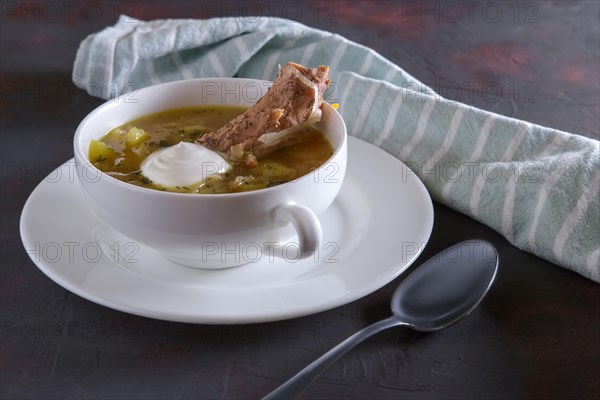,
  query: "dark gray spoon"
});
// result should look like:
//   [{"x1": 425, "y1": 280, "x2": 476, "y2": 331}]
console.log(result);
[{"x1": 263, "y1": 240, "x2": 499, "y2": 400}]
